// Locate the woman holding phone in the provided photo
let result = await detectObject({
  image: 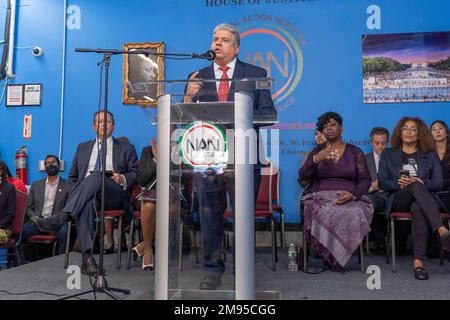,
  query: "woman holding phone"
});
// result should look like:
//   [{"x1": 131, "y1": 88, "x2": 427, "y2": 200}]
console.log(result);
[{"x1": 379, "y1": 116, "x2": 450, "y2": 280}]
